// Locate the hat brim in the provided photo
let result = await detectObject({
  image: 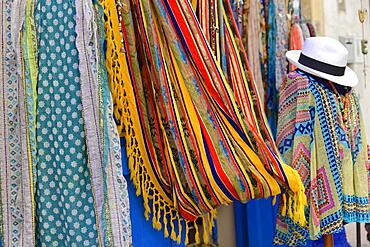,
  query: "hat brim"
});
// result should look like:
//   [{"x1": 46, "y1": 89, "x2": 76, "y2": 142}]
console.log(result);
[{"x1": 286, "y1": 50, "x2": 359, "y2": 87}]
